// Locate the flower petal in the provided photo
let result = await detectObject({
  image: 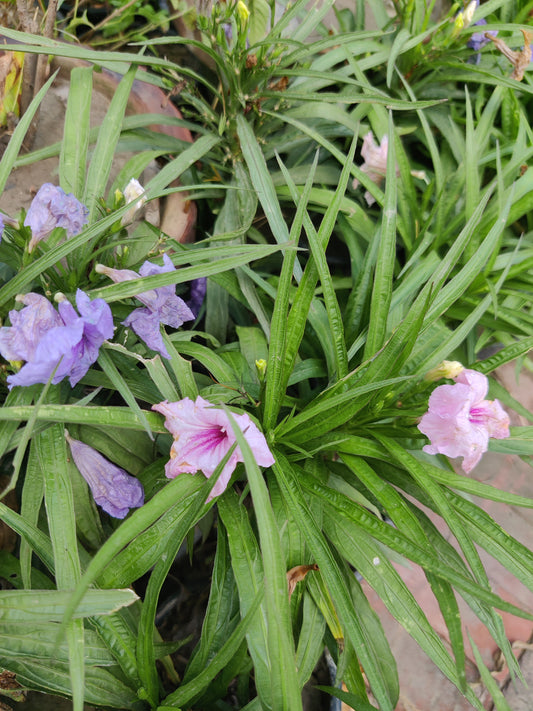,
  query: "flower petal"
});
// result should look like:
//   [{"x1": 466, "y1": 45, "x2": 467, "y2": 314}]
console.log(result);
[{"x1": 66, "y1": 433, "x2": 144, "y2": 519}]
